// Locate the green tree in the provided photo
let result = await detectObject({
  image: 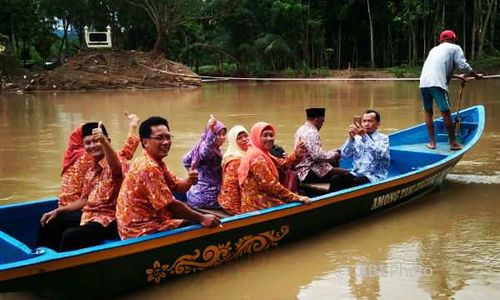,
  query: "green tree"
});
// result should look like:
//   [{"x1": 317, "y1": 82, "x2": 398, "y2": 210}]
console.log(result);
[
  {"x1": 390, "y1": 0, "x2": 425, "y2": 66},
  {"x1": 127, "y1": 0, "x2": 236, "y2": 56}
]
